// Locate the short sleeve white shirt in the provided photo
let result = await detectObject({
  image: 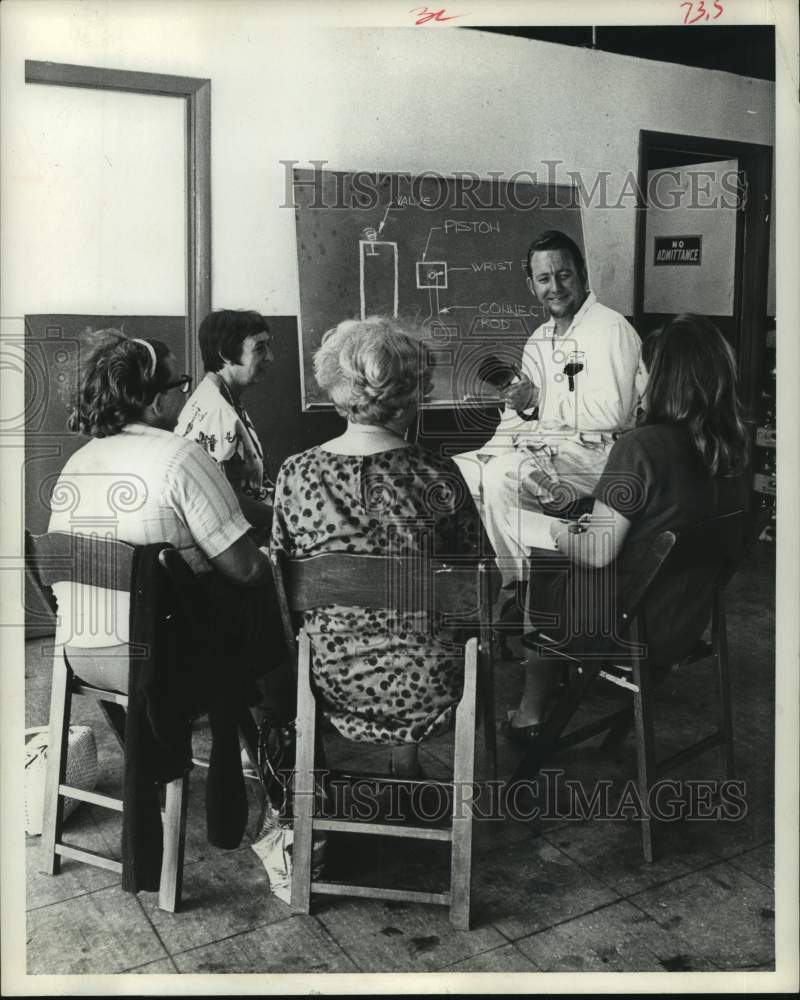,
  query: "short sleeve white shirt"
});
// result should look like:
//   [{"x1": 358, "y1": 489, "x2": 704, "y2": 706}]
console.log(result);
[{"x1": 48, "y1": 423, "x2": 250, "y2": 647}]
